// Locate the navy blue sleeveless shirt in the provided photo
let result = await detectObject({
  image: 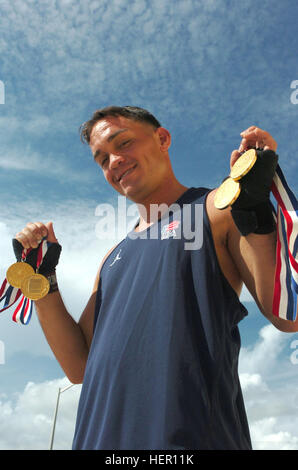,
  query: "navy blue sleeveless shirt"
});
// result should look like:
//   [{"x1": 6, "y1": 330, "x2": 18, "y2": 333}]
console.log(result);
[{"x1": 72, "y1": 188, "x2": 252, "y2": 450}]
